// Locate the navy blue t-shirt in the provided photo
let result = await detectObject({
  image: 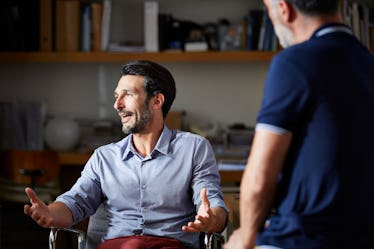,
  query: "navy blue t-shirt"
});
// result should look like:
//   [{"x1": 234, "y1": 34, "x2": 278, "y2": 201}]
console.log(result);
[{"x1": 255, "y1": 24, "x2": 374, "y2": 249}]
